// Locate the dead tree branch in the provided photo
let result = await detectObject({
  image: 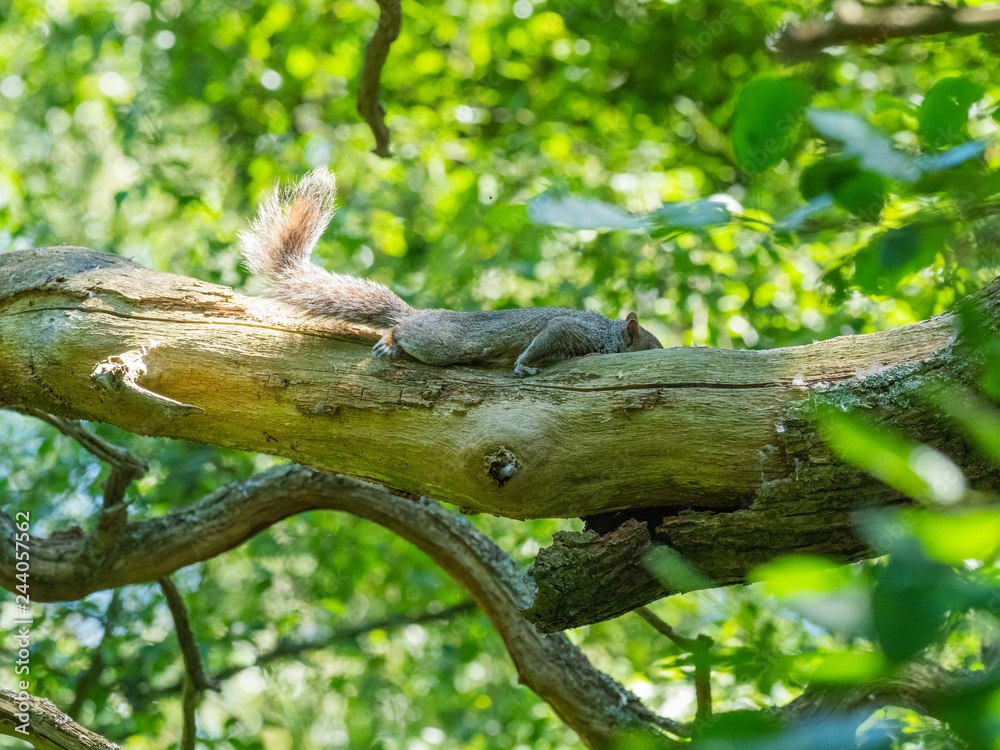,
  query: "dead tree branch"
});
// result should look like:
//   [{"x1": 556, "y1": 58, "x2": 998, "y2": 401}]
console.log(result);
[{"x1": 1, "y1": 246, "x2": 989, "y2": 522}]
